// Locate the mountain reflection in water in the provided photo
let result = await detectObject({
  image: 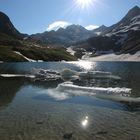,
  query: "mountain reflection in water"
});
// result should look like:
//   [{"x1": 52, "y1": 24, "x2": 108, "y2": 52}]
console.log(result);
[{"x1": 0, "y1": 78, "x2": 24, "y2": 109}]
